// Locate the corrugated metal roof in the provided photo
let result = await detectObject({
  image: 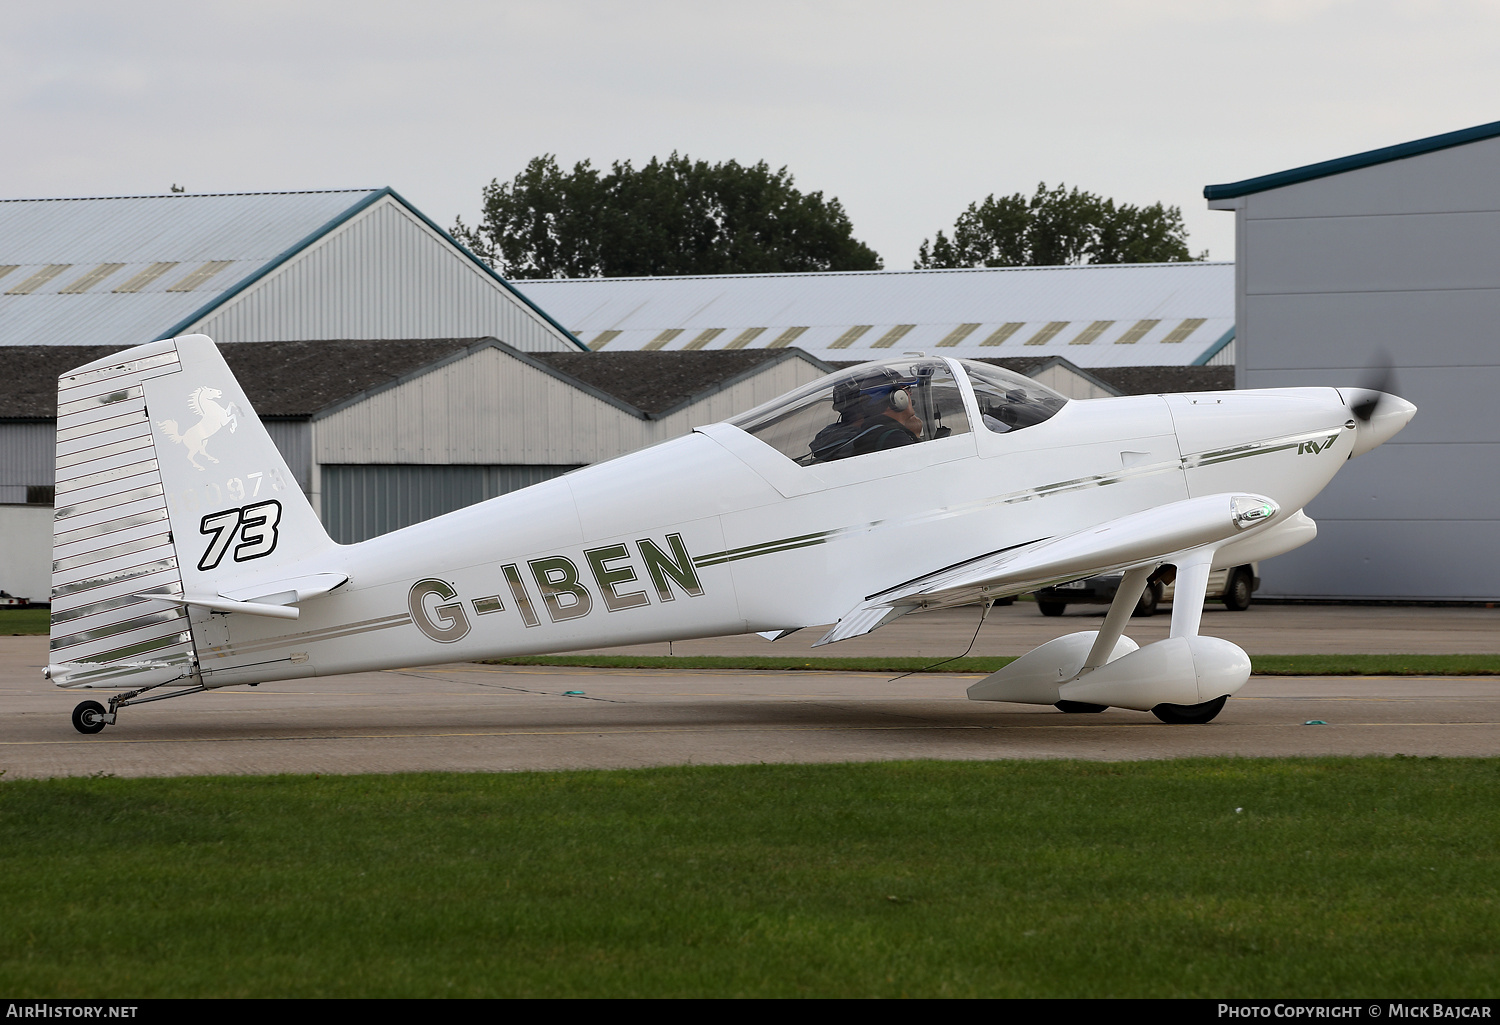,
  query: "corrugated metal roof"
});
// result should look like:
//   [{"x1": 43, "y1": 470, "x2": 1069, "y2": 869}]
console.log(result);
[
  {"x1": 0, "y1": 190, "x2": 377, "y2": 347},
  {"x1": 516, "y1": 262, "x2": 1234, "y2": 368}
]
